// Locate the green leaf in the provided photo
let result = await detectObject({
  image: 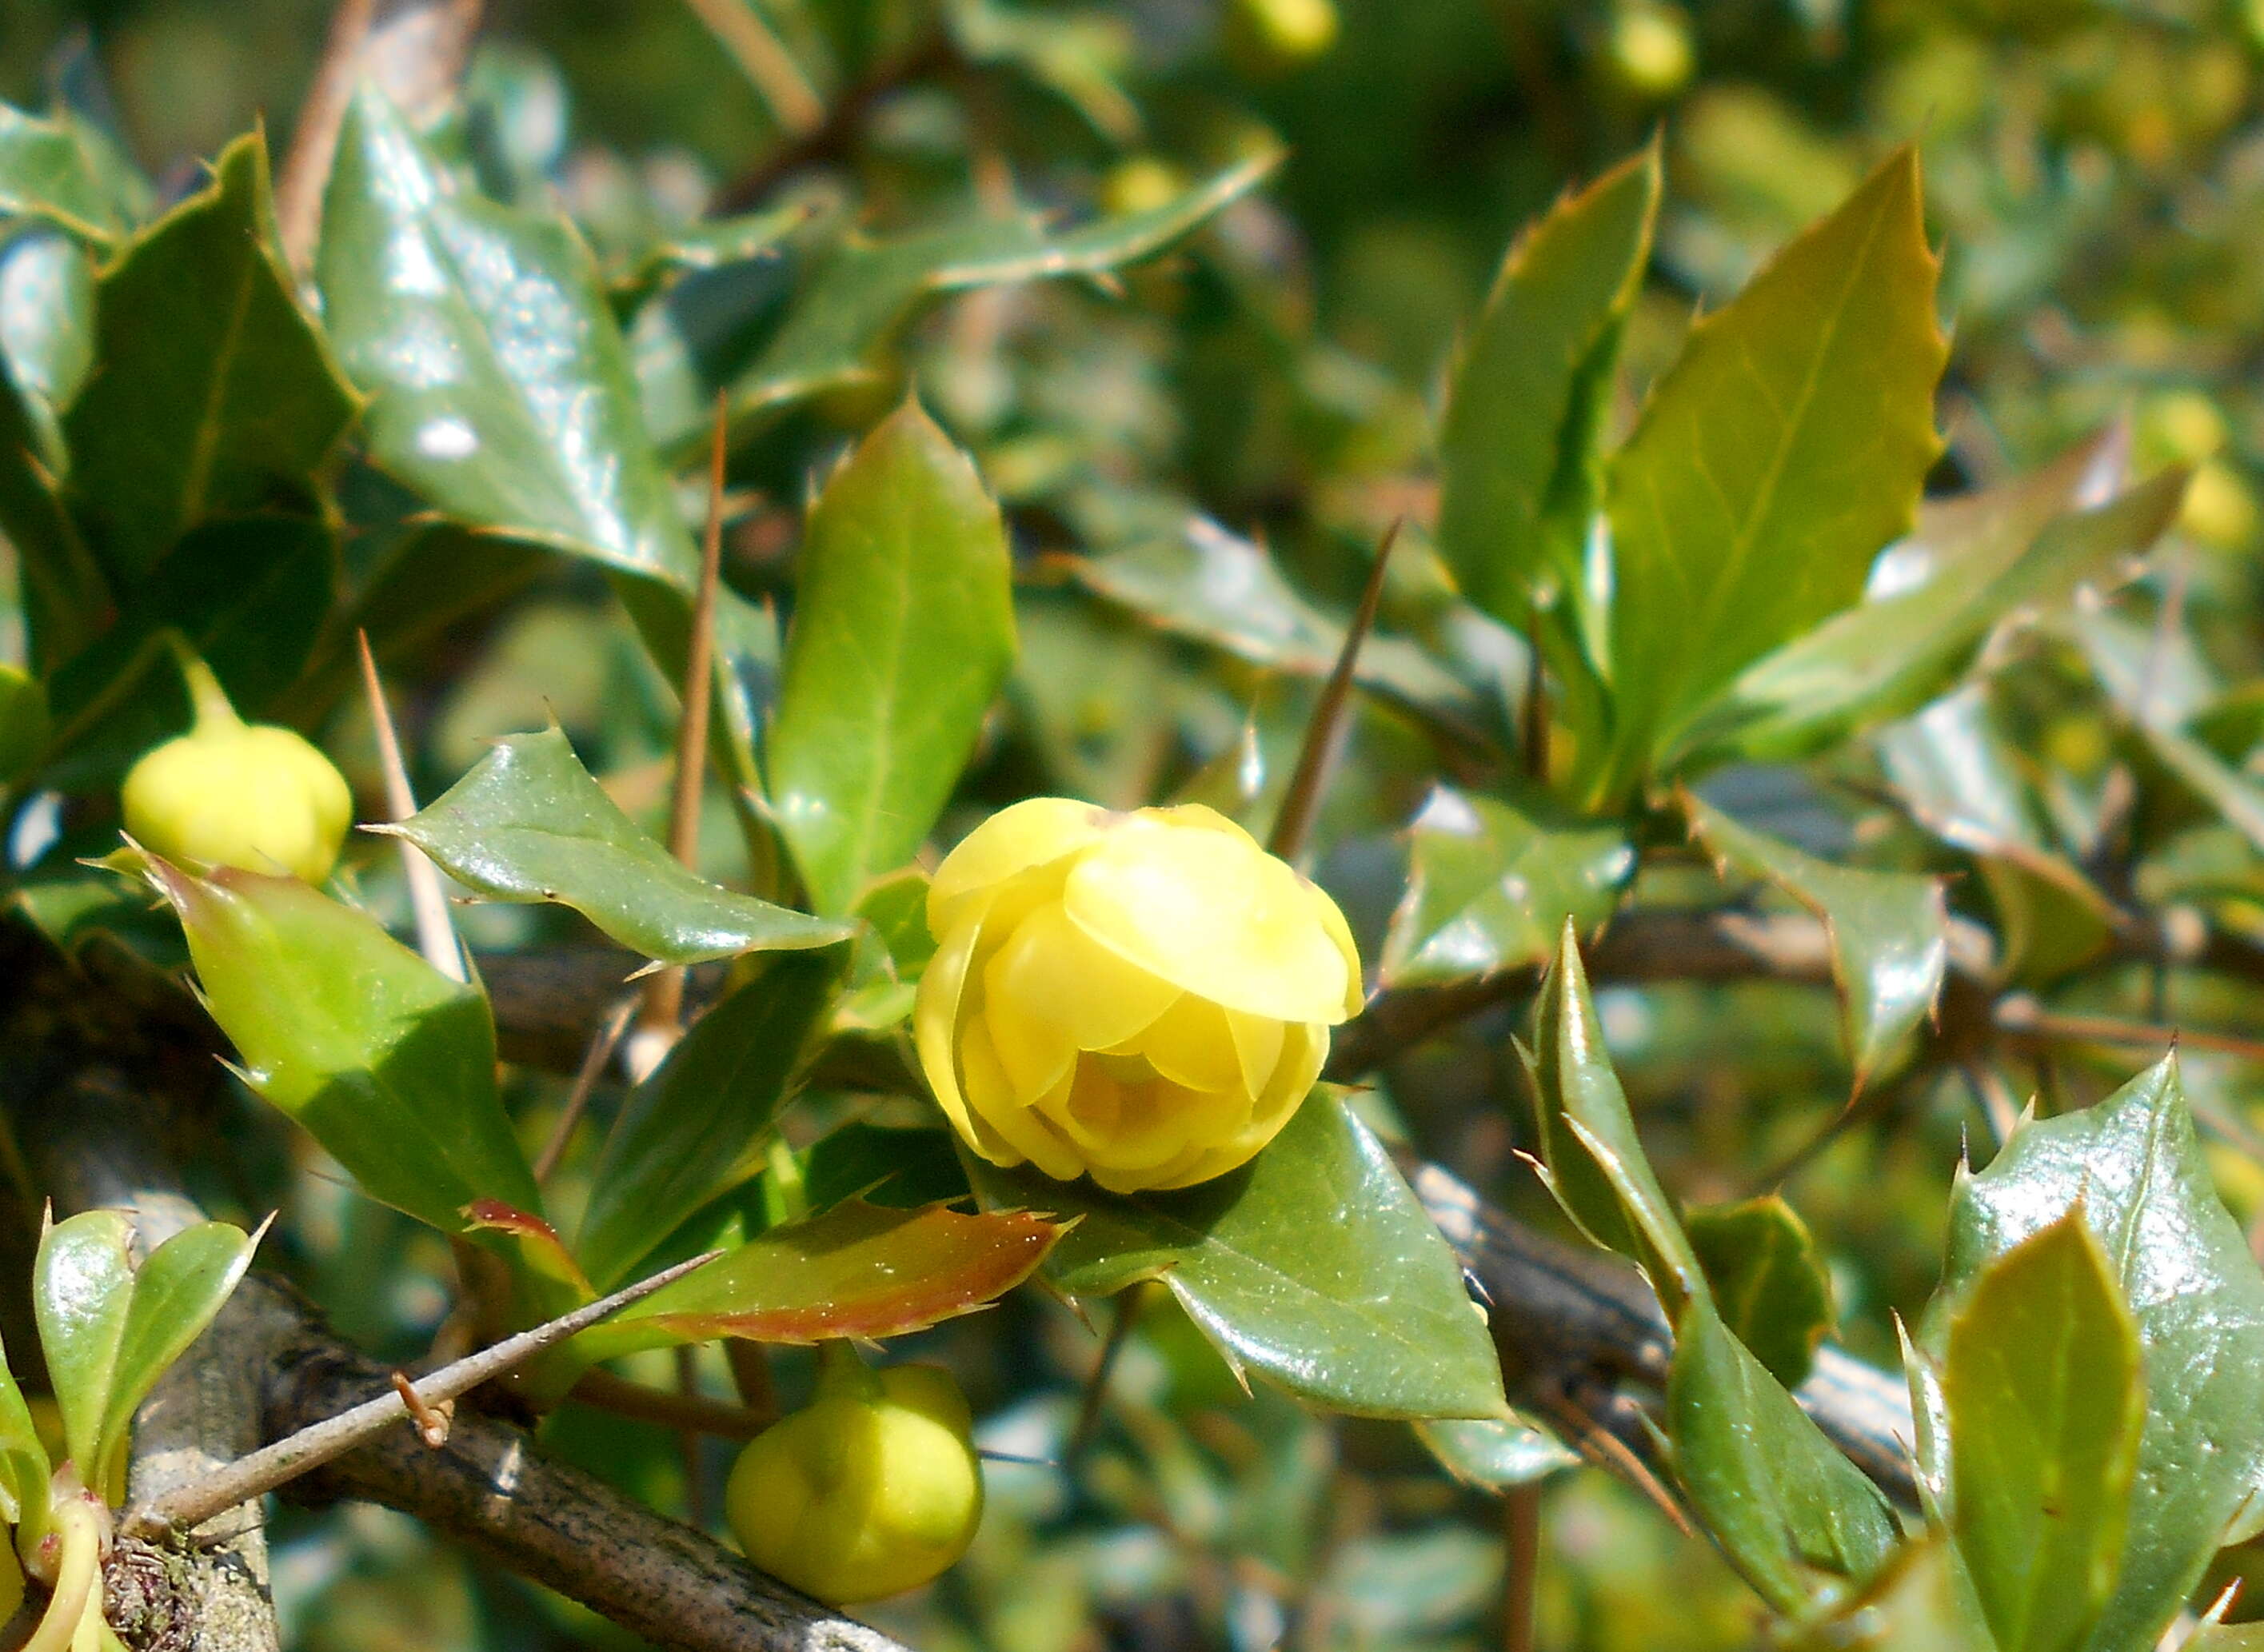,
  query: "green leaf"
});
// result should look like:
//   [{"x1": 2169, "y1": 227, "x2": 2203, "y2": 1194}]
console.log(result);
[
  {"x1": 0, "y1": 664, "x2": 47, "y2": 785},
  {"x1": 574, "y1": 952, "x2": 844, "y2": 1289},
  {"x1": 1379, "y1": 787, "x2": 1633, "y2": 988},
  {"x1": 1697, "y1": 442, "x2": 2182, "y2": 764},
  {"x1": 608, "y1": 201, "x2": 809, "y2": 312},
  {"x1": 704, "y1": 154, "x2": 1277, "y2": 437},
  {"x1": 130, "y1": 855, "x2": 545, "y2": 1243},
  {"x1": 1437, "y1": 142, "x2": 1658, "y2": 628},
  {"x1": 1669, "y1": 1295, "x2": 1900, "y2": 1615},
  {"x1": 0, "y1": 102, "x2": 141, "y2": 244},
  {"x1": 1416, "y1": 1415, "x2": 1579, "y2": 1490},
  {"x1": 385, "y1": 725, "x2": 848, "y2": 963},
  {"x1": 1922, "y1": 1055, "x2": 2264, "y2": 1651},
  {"x1": 0, "y1": 343, "x2": 106, "y2": 675},
  {"x1": 767, "y1": 400, "x2": 1016, "y2": 916},
  {"x1": 33, "y1": 1210, "x2": 133, "y2": 1485},
  {"x1": 1684, "y1": 795, "x2": 1948, "y2": 1089},
  {"x1": 800, "y1": 1122, "x2": 972, "y2": 1213},
  {"x1": 64, "y1": 134, "x2": 355, "y2": 581},
  {"x1": 1072, "y1": 520, "x2": 1482, "y2": 731},
  {"x1": 90, "y1": 1219, "x2": 262, "y2": 1504},
  {"x1": 0, "y1": 1331, "x2": 50, "y2": 1537},
  {"x1": 1525, "y1": 924, "x2": 1706, "y2": 1318},
  {"x1": 1600, "y1": 148, "x2": 1945, "y2": 793},
  {"x1": 1, "y1": 227, "x2": 97, "y2": 447},
  {"x1": 1687, "y1": 1196, "x2": 1834, "y2": 1389},
  {"x1": 568, "y1": 1200, "x2": 1064, "y2": 1363},
  {"x1": 319, "y1": 86, "x2": 697, "y2": 593},
  {"x1": 968, "y1": 1092, "x2": 1509, "y2": 1420},
  {"x1": 1943, "y1": 1214, "x2": 2142, "y2": 1652}
]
